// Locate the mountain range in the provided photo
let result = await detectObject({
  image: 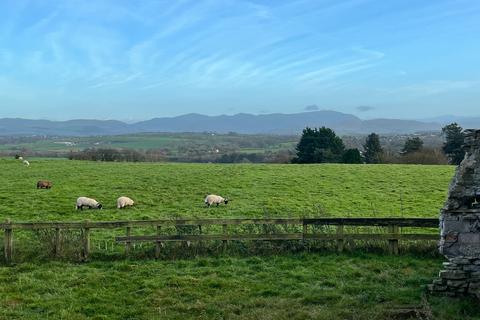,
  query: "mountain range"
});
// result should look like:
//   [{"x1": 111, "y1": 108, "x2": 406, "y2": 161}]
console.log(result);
[{"x1": 0, "y1": 111, "x2": 478, "y2": 136}]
